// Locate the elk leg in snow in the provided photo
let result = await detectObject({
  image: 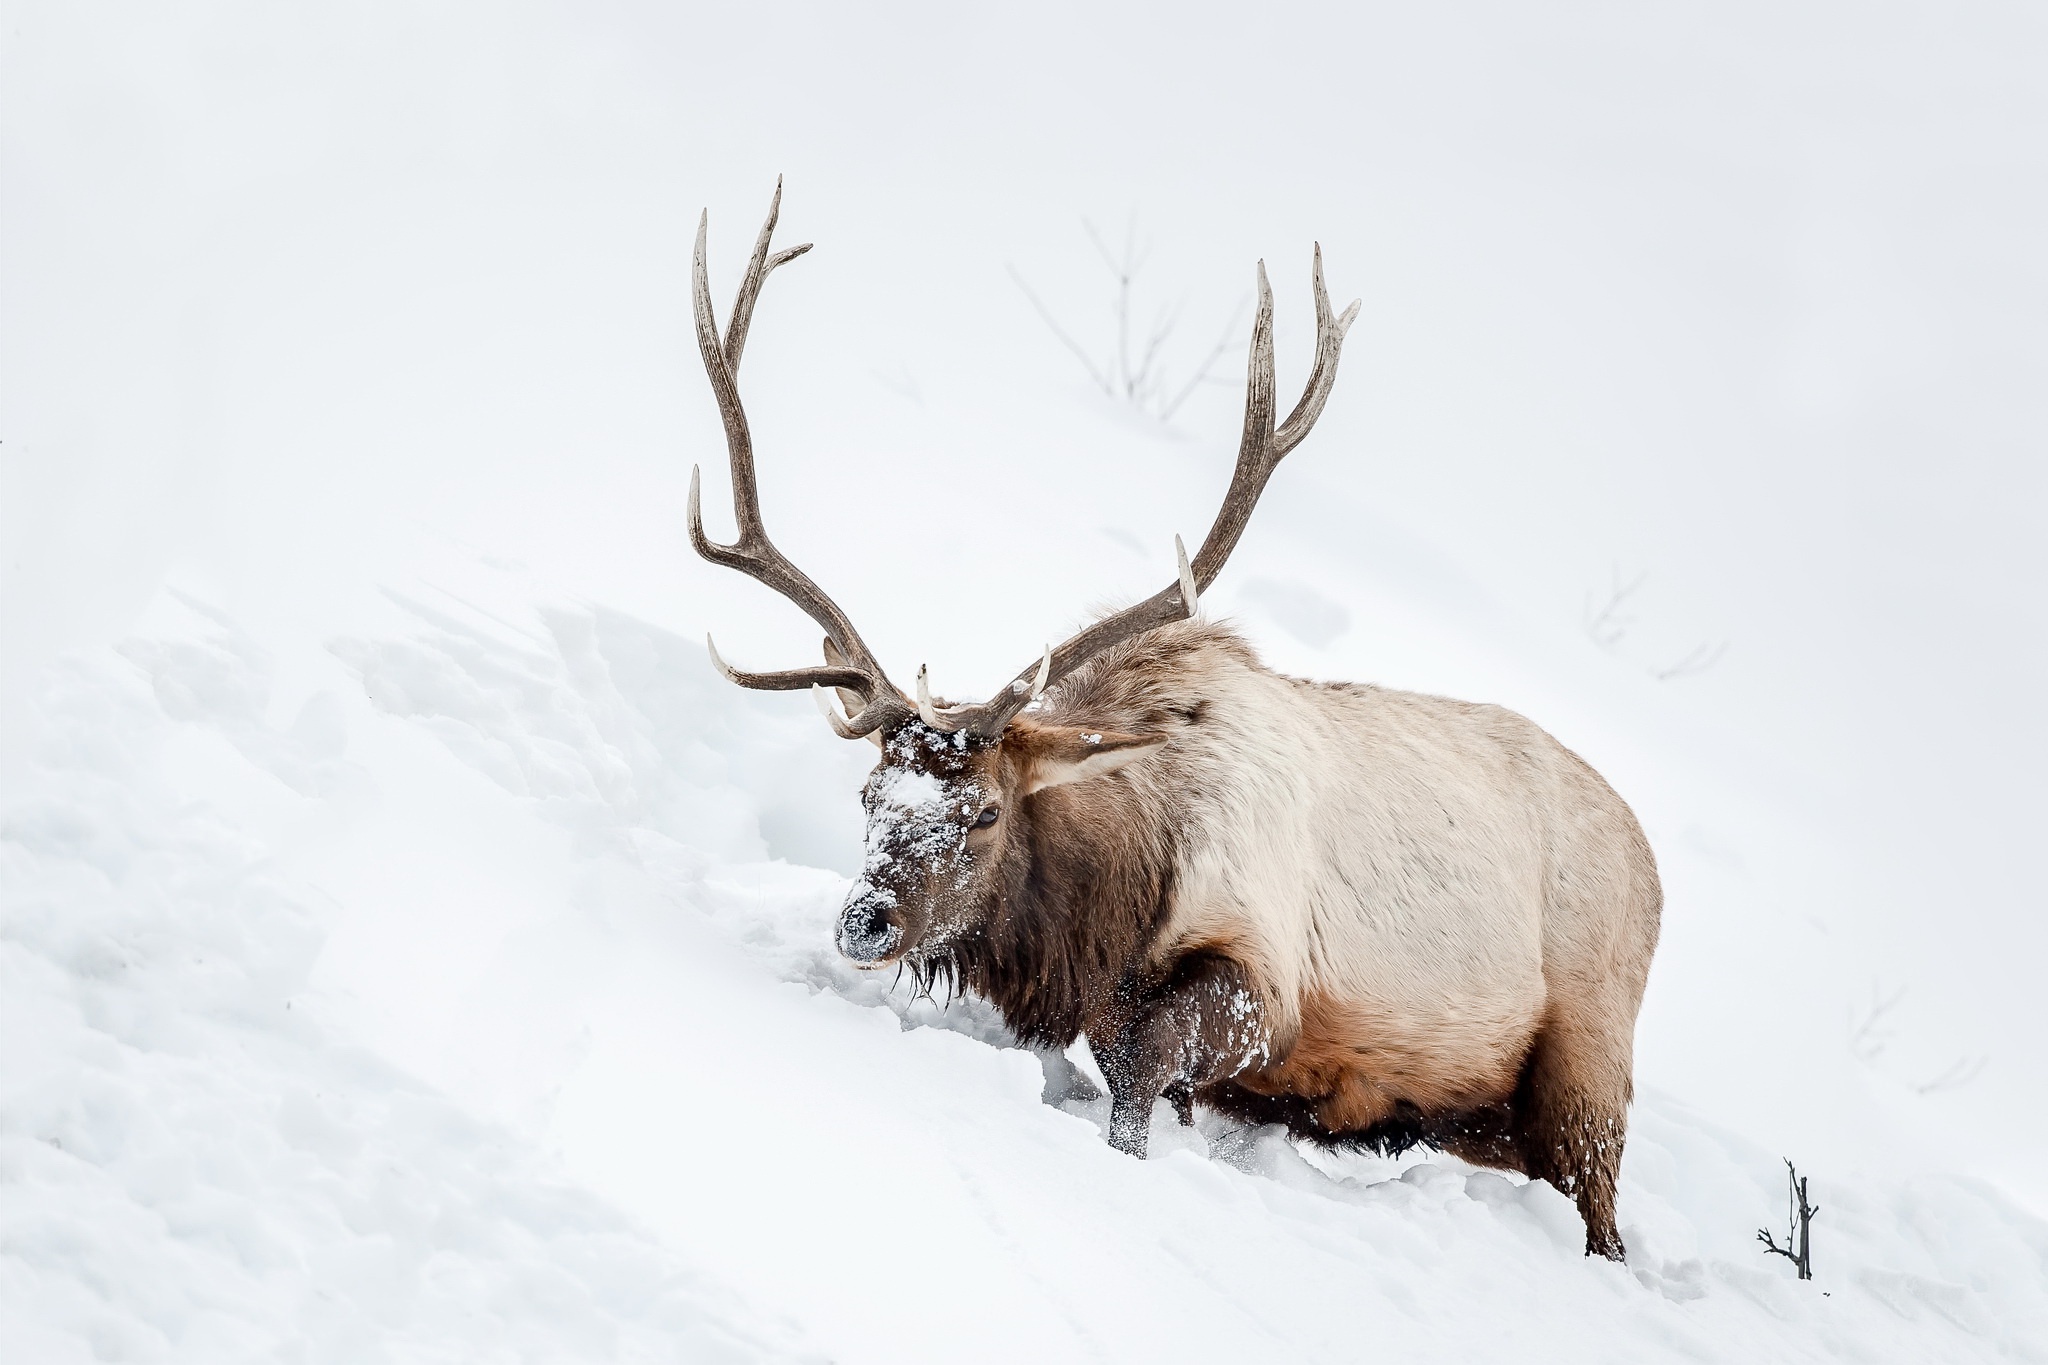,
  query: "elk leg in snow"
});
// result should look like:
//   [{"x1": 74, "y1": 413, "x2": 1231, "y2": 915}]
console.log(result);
[
  {"x1": 1099, "y1": 956, "x2": 1274, "y2": 1156},
  {"x1": 1163, "y1": 1081, "x2": 1196, "y2": 1127},
  {"x1": 1512, "y1": 1018, "x2": 1634, "y2": 1261}
]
